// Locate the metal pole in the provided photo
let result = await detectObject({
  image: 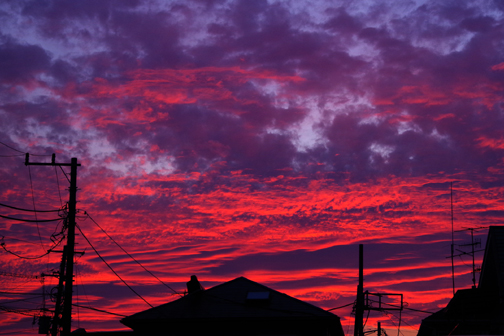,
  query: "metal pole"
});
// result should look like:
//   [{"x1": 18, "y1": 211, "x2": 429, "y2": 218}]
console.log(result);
[{"x1": 450, "y1": 182, "x2": 455, "y2": 295}]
